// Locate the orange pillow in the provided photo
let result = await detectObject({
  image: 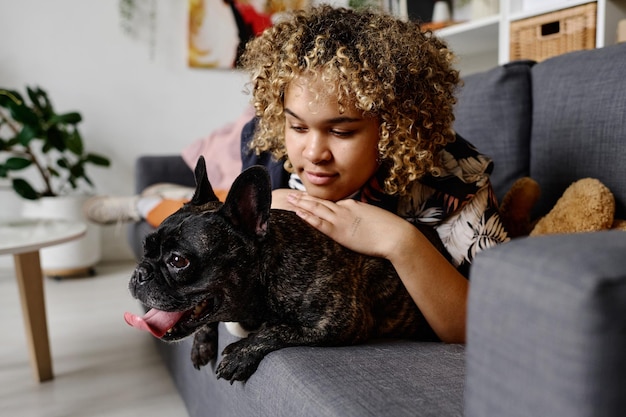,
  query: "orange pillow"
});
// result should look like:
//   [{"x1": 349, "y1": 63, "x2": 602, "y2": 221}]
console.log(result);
[{"x1": 145, "y1": 189, "x2": 229, "y2": 227}]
